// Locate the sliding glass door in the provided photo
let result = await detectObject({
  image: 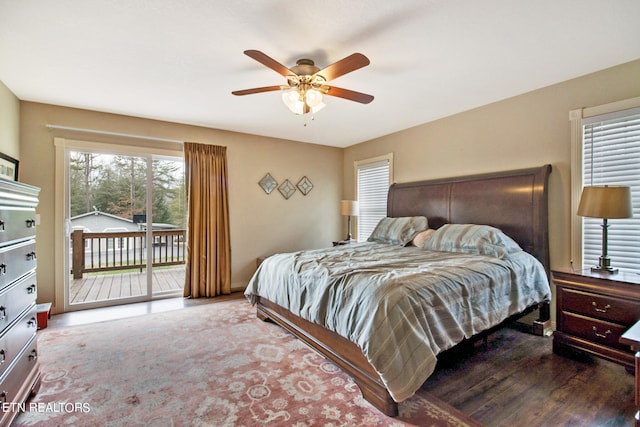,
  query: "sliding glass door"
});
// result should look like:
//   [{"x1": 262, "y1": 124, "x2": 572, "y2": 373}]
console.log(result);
[{"x1": 65, "y1": 149, "x2": 185, "y2": 310}]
